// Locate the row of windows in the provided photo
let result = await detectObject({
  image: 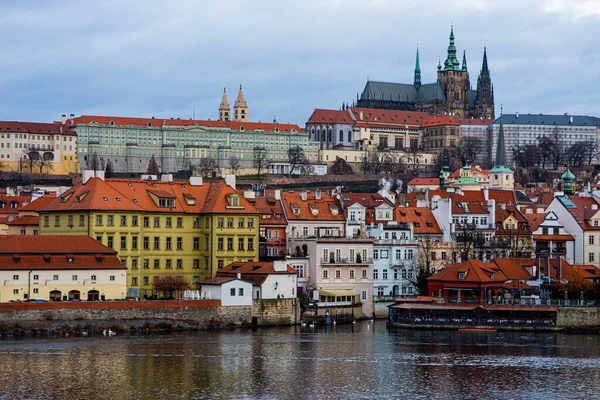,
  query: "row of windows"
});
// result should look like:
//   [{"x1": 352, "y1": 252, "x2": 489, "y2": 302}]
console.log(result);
[
  {"x1": 322, "y1": 268, "x2": 369, "y2": 279},
  {"x1": 10, "y1": 274, "x2": 104, "y2": 281},
  {"x1": 217, "y1": 217, "x2": 254, "y2": 228},
  {"x1": 373, "y1": 269, "x2": 414, "y2": 280},
  {"x1": 373, "y1": 249, "x2": 414, "y2": 260},
  {"x1": 216, "y1": 237, "x2": 254, "y2": 251}
]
